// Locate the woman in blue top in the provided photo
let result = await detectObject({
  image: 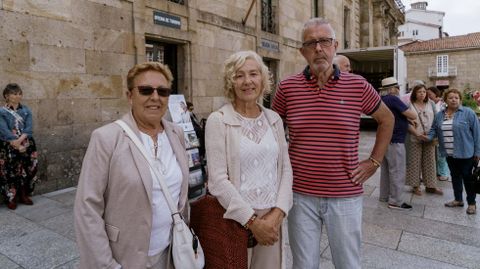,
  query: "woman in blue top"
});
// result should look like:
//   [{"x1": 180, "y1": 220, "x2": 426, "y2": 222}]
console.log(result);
[
  {"x1": 0, "y1": 83, "x2": 38, "y2": 210},
  {"x1": 424, "y1": 89, "x2": 480, "y2": 215}
]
